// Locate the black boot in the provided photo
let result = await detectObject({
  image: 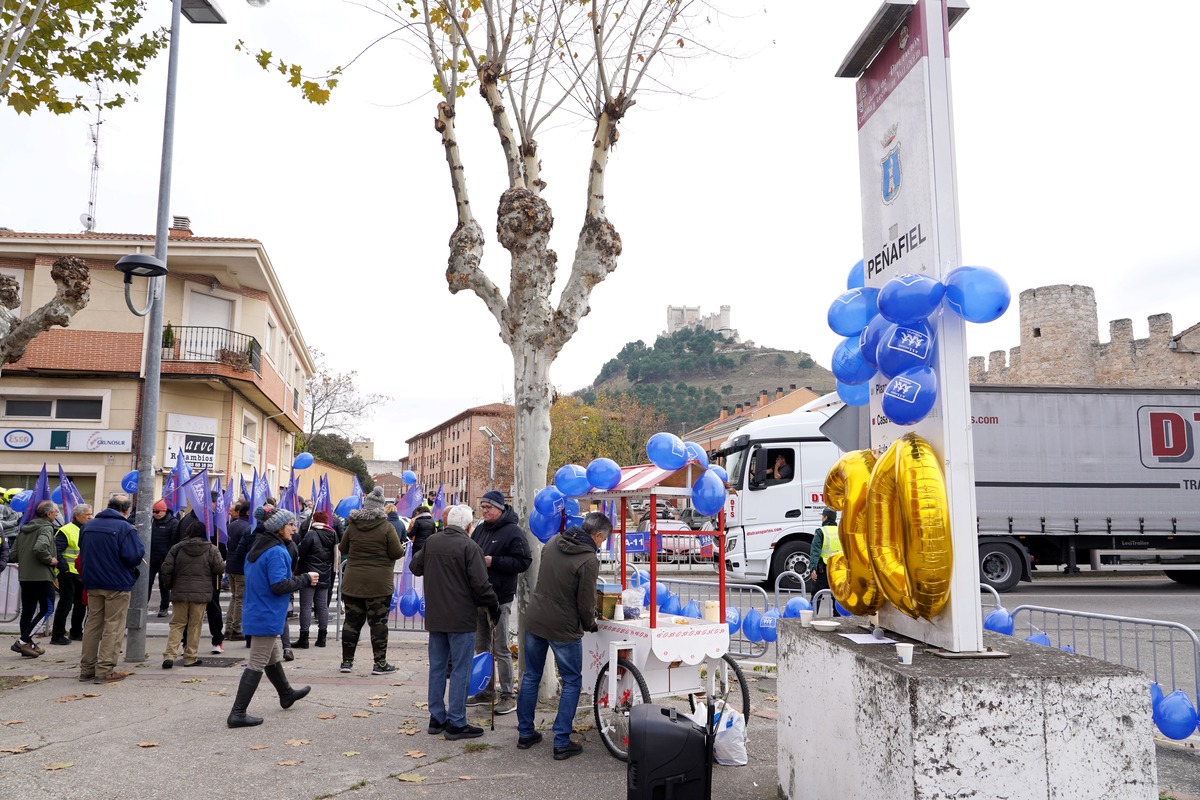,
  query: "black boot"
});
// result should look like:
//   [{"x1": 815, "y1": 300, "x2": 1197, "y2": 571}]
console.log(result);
[
  {"x1": 315, "y1": 629, "x2": 326, "y2": 648},
  {"x1": 227, "y1": 670, "x2": 264, "y2": 728},
  {"x1": 264, "y1": 662, "x2": 310, "y2": 709},
  {"x1": 295, "y1": 631, "x2": 309, "y2": 649}
]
